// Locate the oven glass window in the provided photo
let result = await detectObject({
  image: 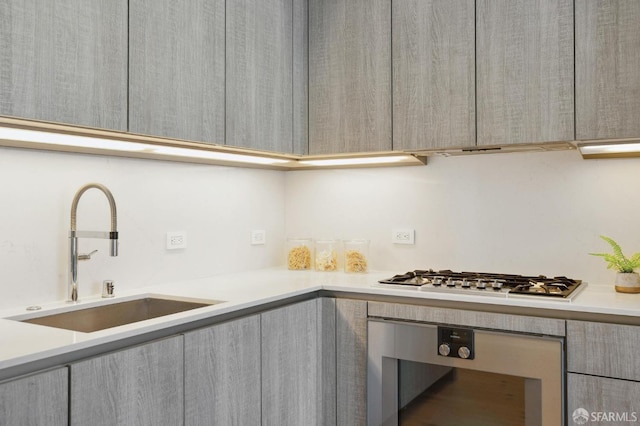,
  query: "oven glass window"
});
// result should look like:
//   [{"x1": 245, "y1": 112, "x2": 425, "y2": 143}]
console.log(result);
[{"x1": 398, "y1": 360, "x2": 527, "y2": 426}]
